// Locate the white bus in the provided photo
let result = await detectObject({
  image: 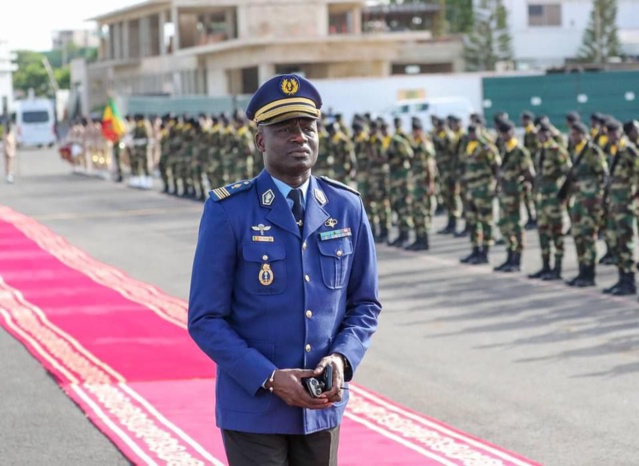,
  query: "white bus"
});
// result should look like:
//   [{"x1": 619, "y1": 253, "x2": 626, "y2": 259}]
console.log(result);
[{"x1": 15, "y1": 98, "x2": 57, "y2": 148}]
